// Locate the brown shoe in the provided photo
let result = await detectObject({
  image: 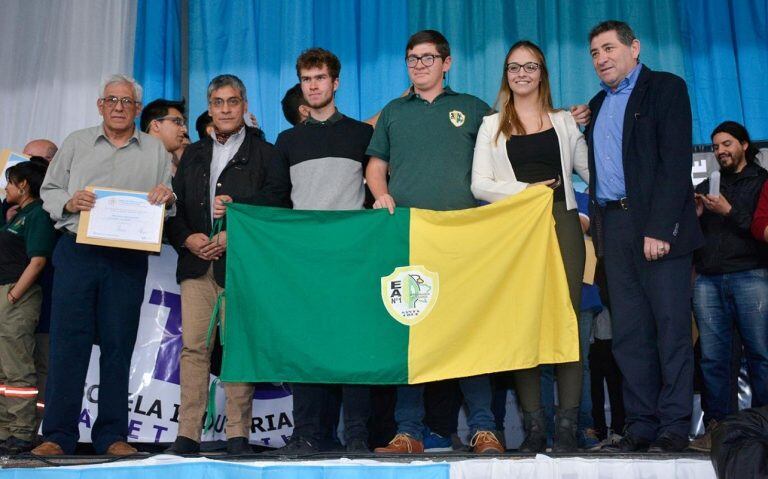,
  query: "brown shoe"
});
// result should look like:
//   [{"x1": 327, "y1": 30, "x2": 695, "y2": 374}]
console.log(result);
[
  {"x1": 106, "y1": 441, "x2": 138, "y2": 456},
  {"x1": 689, "y1": 420, "x2": 718, "y2": 452},
  {"x1": 471, "y1": 430, "x2": 504, "y2": 454},
  {"x1": 31, "y1": 441, "x2": 64, "y2": 456},
  {"x1": 374, "y1": 433, "x2": 424, "y2": 454}
]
